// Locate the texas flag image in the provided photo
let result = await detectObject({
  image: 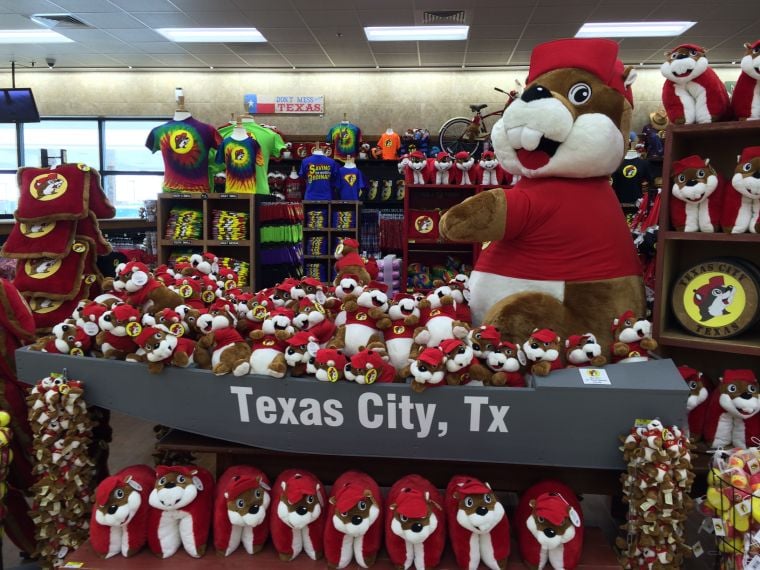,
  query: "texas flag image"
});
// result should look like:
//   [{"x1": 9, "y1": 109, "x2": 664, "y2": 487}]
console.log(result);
[{"x1": 244, "y1": 94, "x2": 275, "y2": 114}]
